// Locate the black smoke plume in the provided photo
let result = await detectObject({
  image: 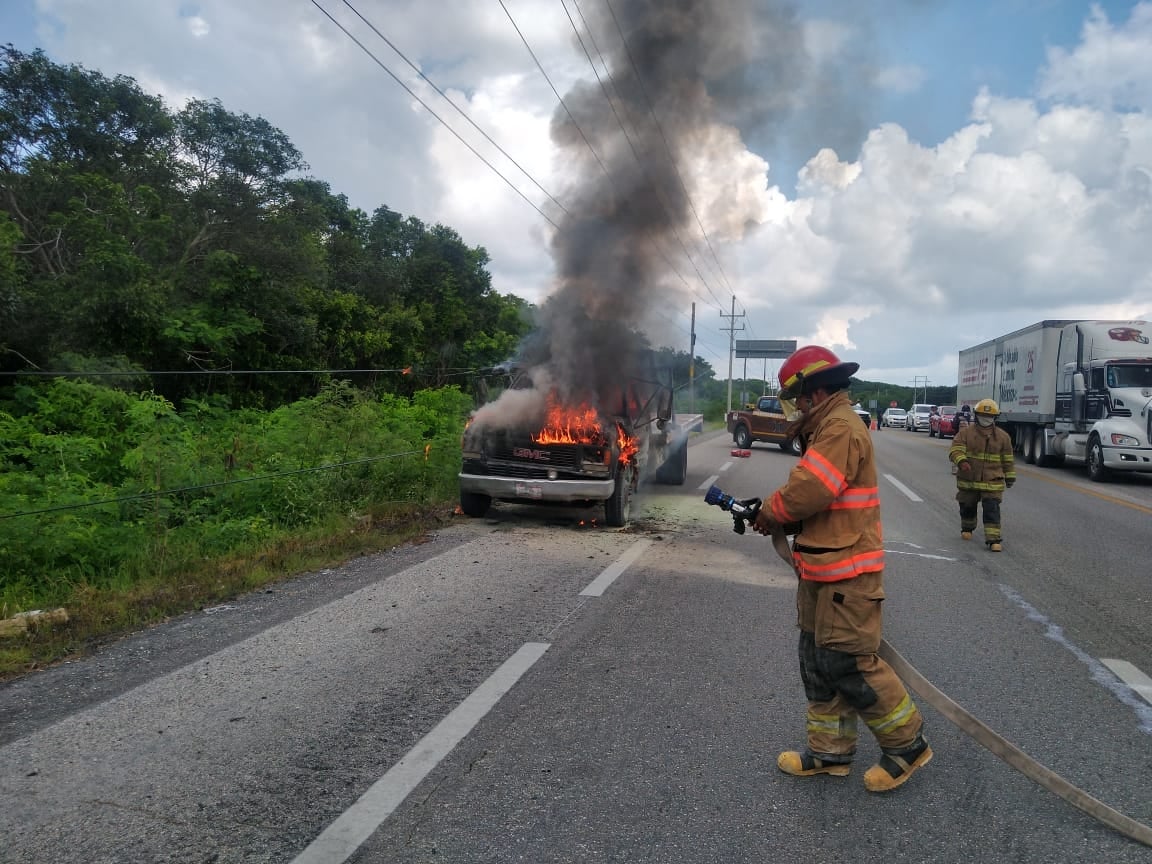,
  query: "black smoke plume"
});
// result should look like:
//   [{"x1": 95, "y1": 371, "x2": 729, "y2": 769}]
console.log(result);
[{"x1": 475, "y1": 0, "x2": 808, "y2": 430}]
